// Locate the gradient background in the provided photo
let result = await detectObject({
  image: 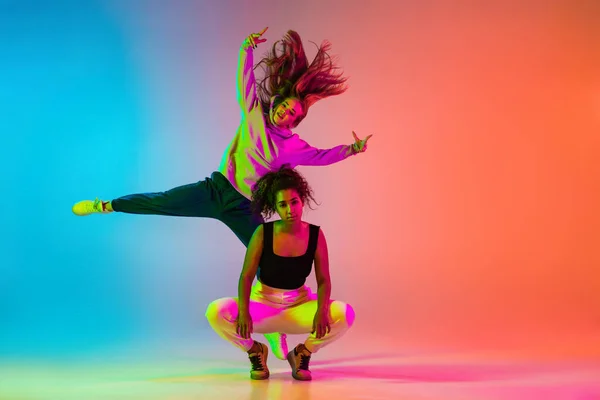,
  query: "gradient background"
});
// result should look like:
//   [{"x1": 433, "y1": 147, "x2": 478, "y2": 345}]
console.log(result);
[{"x1": 2, "y1": 0, "x2": 600, "y2": 365}]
